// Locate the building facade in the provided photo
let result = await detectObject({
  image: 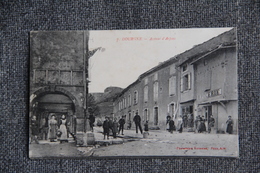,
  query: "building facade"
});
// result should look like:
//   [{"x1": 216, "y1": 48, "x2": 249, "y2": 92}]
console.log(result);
[
  {"x1": 178, "y1": 29, "x2": 237, "y2": 133},
  {"x1": 113, "y1": 58, "x2": 180, "y2": 129},
  {"x1": 30, "y1": 31, "x2": 89, "y2": 134},
  {"x1": 113, "y1": 28, "x2": 238, "y2": 133}
]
